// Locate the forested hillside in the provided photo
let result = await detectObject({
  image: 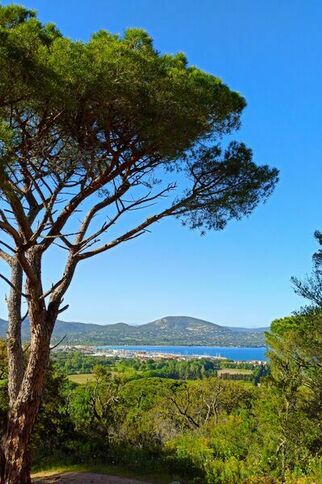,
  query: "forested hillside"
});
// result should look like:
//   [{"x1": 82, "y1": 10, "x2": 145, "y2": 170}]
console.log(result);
[{"x1": 0, "y1": 316, "x2": 267, "y2": 346}]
